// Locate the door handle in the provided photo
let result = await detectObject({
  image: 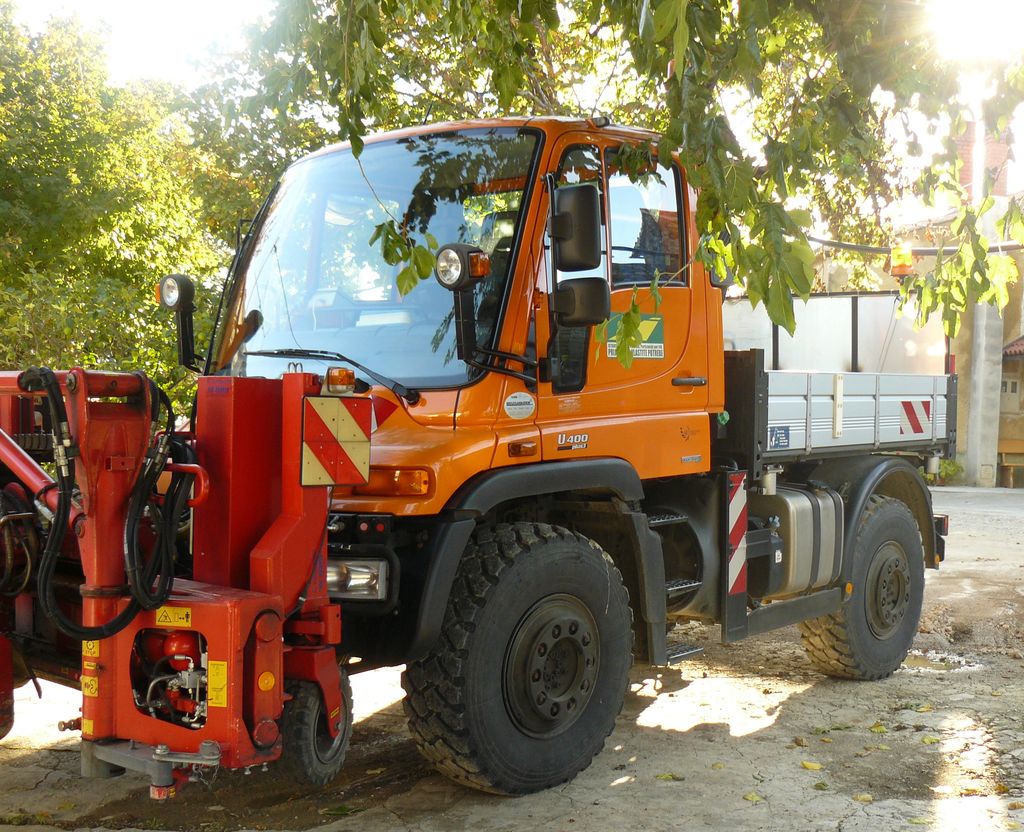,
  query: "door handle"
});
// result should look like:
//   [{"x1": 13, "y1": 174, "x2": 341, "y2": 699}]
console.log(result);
[{"x1": 672, "y1": 377, "x2": 707, "y2": 387}]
